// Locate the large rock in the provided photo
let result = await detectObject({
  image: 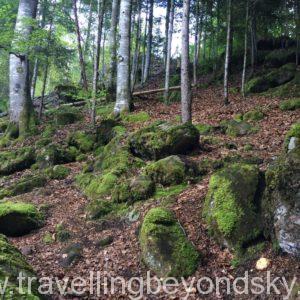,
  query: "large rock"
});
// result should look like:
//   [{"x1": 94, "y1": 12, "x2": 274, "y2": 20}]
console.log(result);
[
  {"x1": 140, "y1": 207, "x2": 199, "y2": 278},
  {"x1": 0, "y1": 201, "x2": 43, "y2": 237},
  {"x1": 203, "y1": 163, "x2": 263, "y2": 251},
  {"x1": 245, "y1": 63, "x2": 296, "y2": 94},
  {"x1": 0, "y1": 147, "x2": 35, "y2": 176},
  {"x1": 0, "y1": 234, "x2": 41, "y2": 299},
  {"x1": 220, "y1": 119, "x2": 258, "y2": 137},
  {"x1": 129, "y1": 122, "x2": 200, "y2": 160},
  {"x1": 262, "y1": 134, "x2": 300, "y2": 257},
  {"x1": 53, "y1": 107, "x2": 83, "y2": 126},
  {"x1": 284, "y1": 122, "x2": 300, "y2": 152}
]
